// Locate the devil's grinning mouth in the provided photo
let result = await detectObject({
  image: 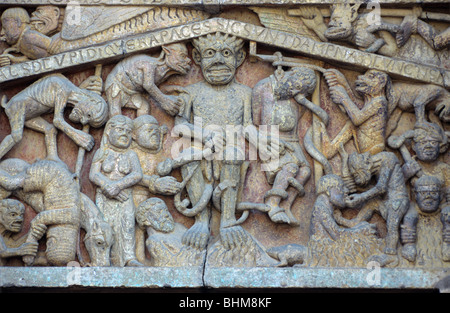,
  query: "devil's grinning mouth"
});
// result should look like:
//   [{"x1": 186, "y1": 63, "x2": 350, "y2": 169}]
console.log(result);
[{"x1": 355, "y1": 81, "x2": 366, "y2": 88}]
